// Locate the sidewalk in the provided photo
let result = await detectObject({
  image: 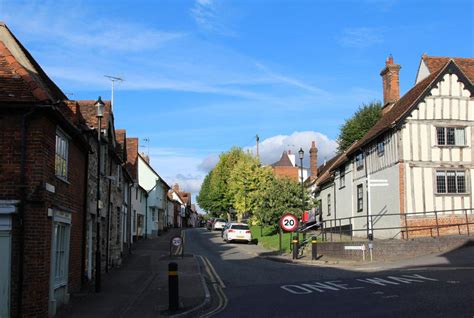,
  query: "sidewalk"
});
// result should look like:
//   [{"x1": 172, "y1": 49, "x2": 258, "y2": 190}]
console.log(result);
[{"x1": 58, "y1": 228, "x2": 207, "y2": 318}]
